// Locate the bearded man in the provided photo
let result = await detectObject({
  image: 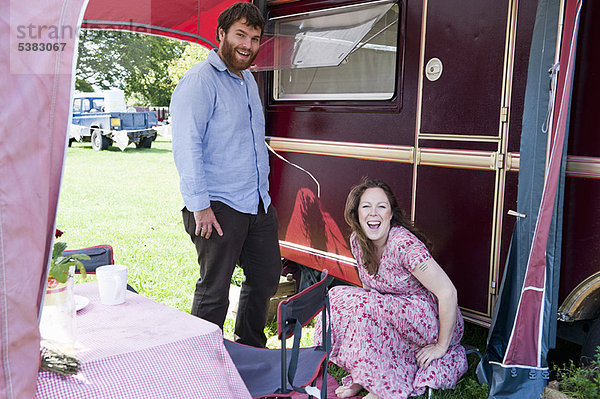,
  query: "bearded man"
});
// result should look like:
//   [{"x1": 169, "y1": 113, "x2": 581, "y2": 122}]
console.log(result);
[{"x1": 170, "y1": 2, "x2": 282, "y2": 348}]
